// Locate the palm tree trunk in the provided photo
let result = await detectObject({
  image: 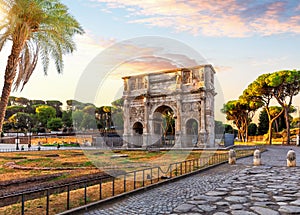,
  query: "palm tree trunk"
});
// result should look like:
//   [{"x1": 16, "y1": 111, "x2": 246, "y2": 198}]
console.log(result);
[{"x1": 0, "y1": 43, "x2": 23, "y2": 132}]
